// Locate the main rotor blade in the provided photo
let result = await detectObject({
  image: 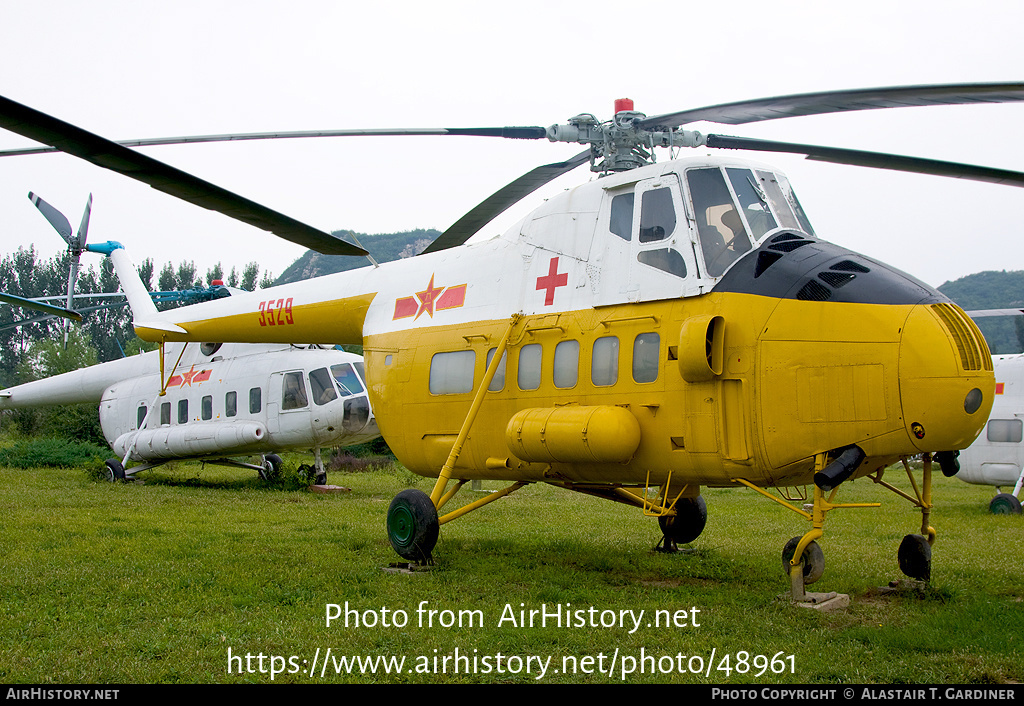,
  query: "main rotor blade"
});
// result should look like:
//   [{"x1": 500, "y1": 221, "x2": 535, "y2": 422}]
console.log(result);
[
  {"x1": 422, "y1": 148, "x2": 592, "y2": 254},
  {"x1": 705, "y1": 134, "x2": 1024, "y2": 187},
  {"x1": 641, "y1": 82, "x2": 1024, "y2": 129},
  {"x1": 27, "y1": 191, "x2": 73, "y2": 243},
  {"x1": 0, "y1": 95, "x2": 367, "y2": 256},
  {"x1": 0, "y1": 292, "x2": 82, "y2": 321},
  {"x1": 0, "y1": 126, "x2": 549, "y2": 157}
]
